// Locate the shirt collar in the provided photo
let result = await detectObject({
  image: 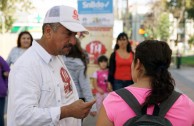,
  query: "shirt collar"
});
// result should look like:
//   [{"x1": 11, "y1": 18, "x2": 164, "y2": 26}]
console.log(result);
[{"x1": 32, "y1": 40, "x2": 52, "y2": 64}]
